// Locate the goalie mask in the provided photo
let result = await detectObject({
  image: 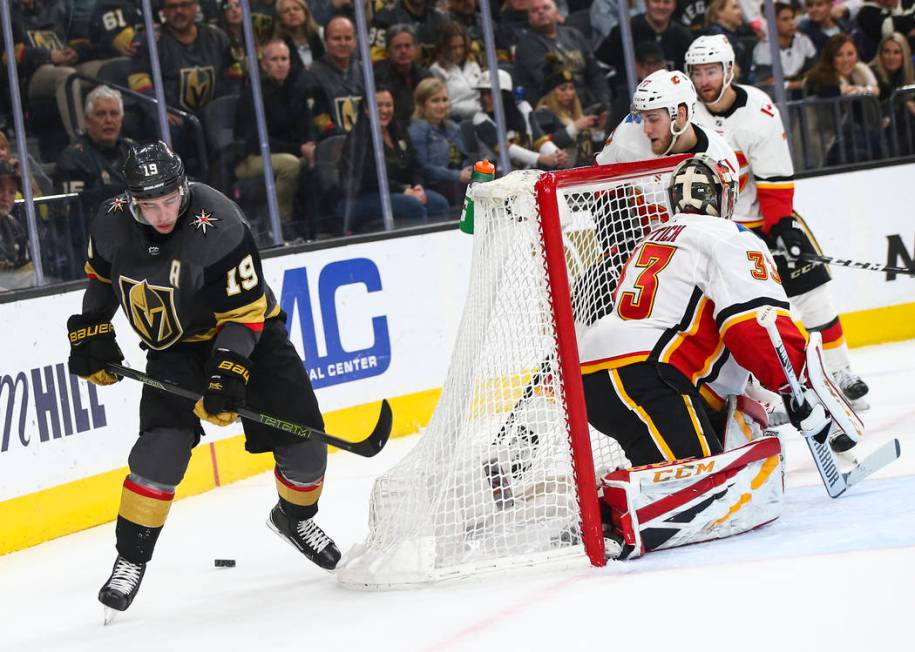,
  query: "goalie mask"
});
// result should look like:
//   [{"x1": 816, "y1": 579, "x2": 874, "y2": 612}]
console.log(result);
[
  {"x1": 631, "y1": 70, "x2": 697, "y2": 155},
  {"x1": 667, "y1": 154, "x2": 738, "y2": 219},
  {"x1": 123, "y1": 140, "x2": 189, "y2": 225},
  {"x1": 685, "y1": 35, "x2": 736, "y2": 105}
]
